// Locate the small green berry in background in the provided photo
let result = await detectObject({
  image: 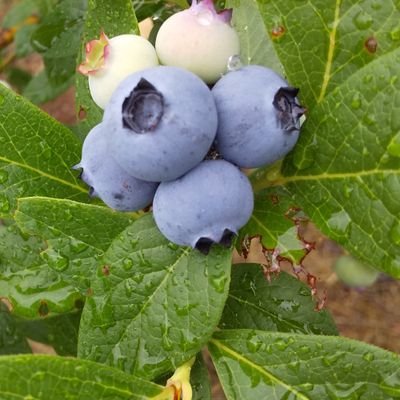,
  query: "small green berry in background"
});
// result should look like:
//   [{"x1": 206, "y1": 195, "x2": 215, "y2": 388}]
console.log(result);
[{"x1": 0, "y1": 0, "x2": 399, "y2": 399}]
